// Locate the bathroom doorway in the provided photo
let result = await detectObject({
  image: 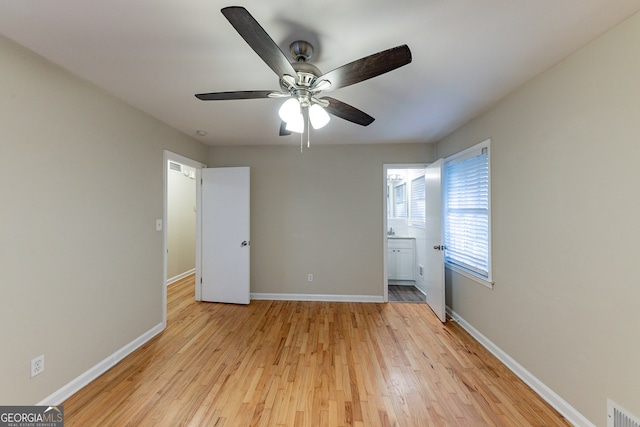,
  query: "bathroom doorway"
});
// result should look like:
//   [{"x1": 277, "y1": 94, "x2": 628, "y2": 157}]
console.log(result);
[{"x1": 383, "y1": 164, "x2": 428, "y2": 303}]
